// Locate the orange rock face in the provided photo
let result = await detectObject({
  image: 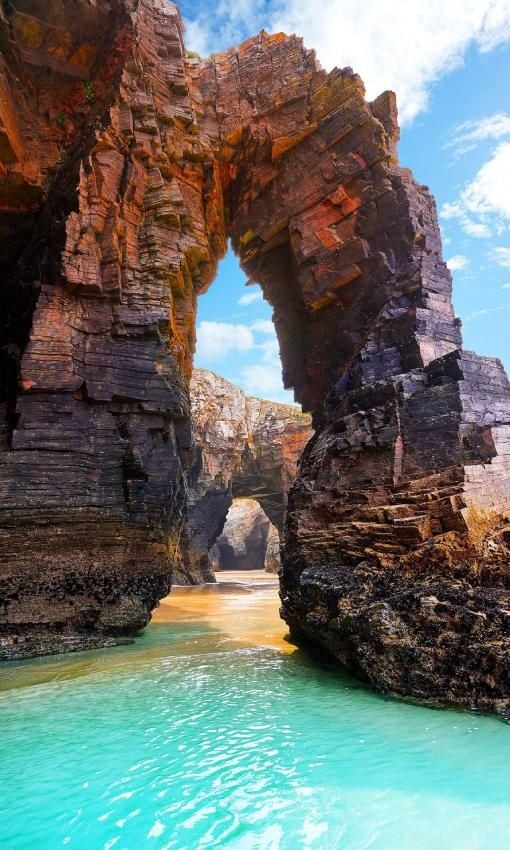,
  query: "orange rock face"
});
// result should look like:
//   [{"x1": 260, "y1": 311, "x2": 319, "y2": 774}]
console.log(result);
[
  {"x1": 1, "y1": 0, "x2": 510, "y2": 713},
  {"x1": 0, "y1": 0, "x2": 218, "y2": 657}
]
